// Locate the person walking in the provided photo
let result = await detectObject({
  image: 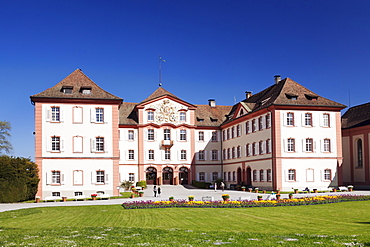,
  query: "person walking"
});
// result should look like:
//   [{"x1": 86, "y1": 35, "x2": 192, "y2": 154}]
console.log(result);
[
  {"x1": 214, "y1": 183, "x2": 217, "y2": 192},
  {"x1": 153, "y1": 185, "x2": 157, "y2": 197},
  {"x1": 220, "y1": 182, "x2": 225, "y2": 192},
  {"x1": 157, "y1": 186, "x2": 161, "y2": 197}
]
